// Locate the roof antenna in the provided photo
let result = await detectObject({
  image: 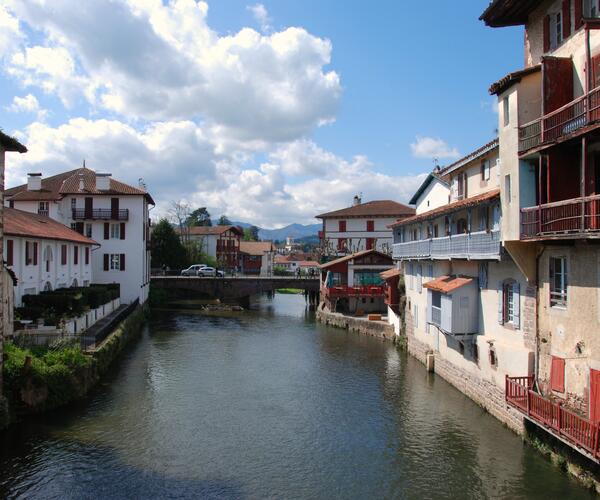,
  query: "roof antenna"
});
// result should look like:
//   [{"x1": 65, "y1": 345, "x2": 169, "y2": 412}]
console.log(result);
[
  {"x1": 82, "y1": 159, "x2": 86, "y2": 168},
  {"x1": 433, "y1": 157, "x2": 440, "y2": 173}
]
